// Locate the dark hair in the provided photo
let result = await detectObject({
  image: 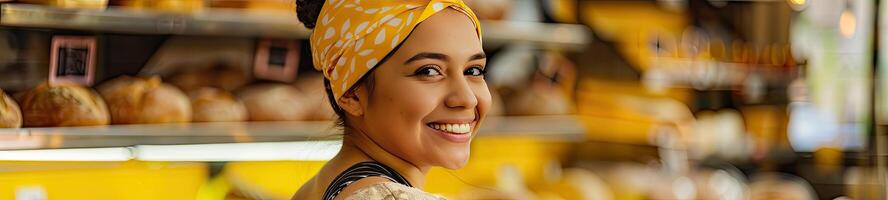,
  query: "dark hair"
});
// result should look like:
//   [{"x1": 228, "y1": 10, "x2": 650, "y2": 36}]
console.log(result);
[
  {"x1": 296, "y1": 0, "x2": 325, "y2": 29},
  {"x1": 297, "y1": 0, "x2": 406, "y2": 128}
]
